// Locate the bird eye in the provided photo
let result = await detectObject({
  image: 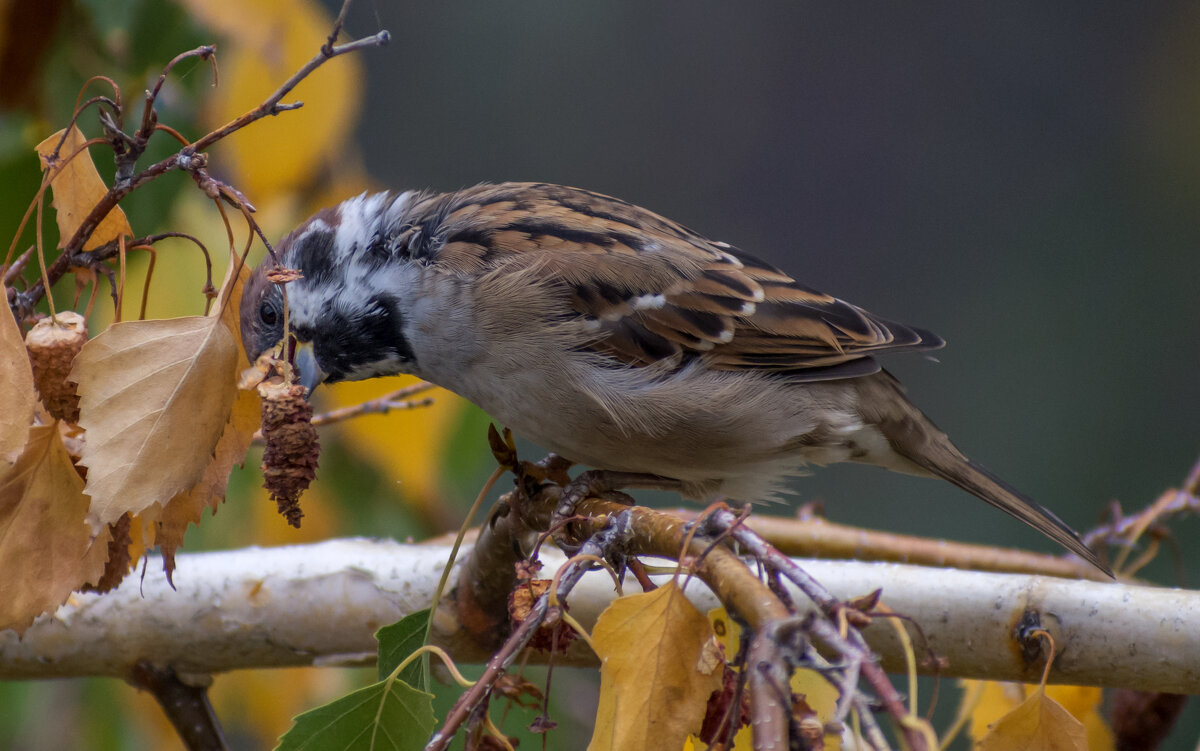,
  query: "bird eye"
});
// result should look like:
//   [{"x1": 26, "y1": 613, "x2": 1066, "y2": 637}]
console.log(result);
[{"x1": 259, "y1": 302, "x2": 278, "y2": 326}]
